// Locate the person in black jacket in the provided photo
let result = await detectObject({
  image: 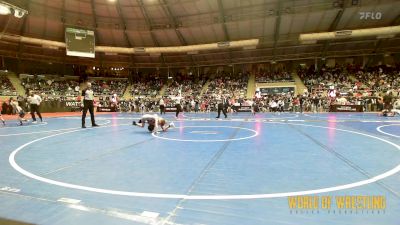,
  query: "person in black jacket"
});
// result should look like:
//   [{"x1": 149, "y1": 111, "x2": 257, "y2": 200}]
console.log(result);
[
  {"x1": 81, "y1": 82, "x2": 99, "y2": 128},
  {"x1": 299, "y1": 95, "x2": 305, "y2": 113}
]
